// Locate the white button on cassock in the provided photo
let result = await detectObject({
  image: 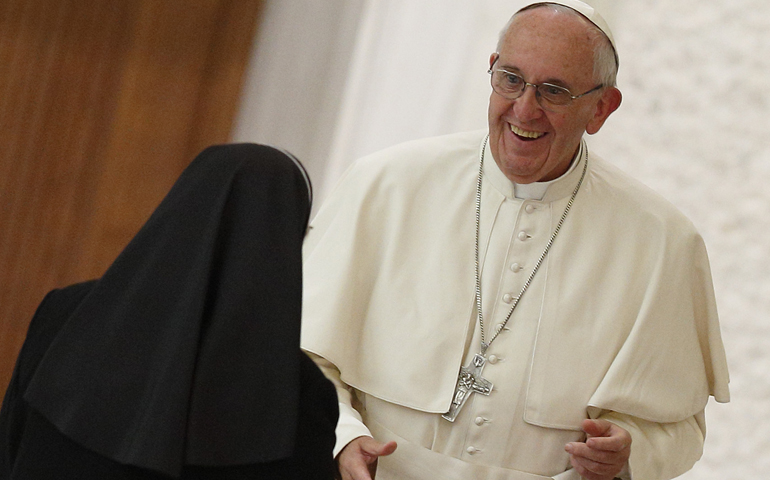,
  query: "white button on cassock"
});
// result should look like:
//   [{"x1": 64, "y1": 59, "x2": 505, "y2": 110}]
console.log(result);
[
  {"x1": 517, "y1": 231, "x2": 529, "y2": 241},
  {"x1": 488, "y1": 355, "x2": 499, "y2": 364},
  {"x1": 502, "y1": 293, "x2": 514, "y2": 303},
  {"x1": 525, "y1": 204, "x2": 536, "y2": 214},
  {"x1": 510, "y1": 262, "x2": 523, "y2": 272},
  {"x1": 466, "y1": 446, "x2": 478, "y2": 455},
  {"x1": 474, "y1": 416, "x2": 485, "y2": 426}
]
